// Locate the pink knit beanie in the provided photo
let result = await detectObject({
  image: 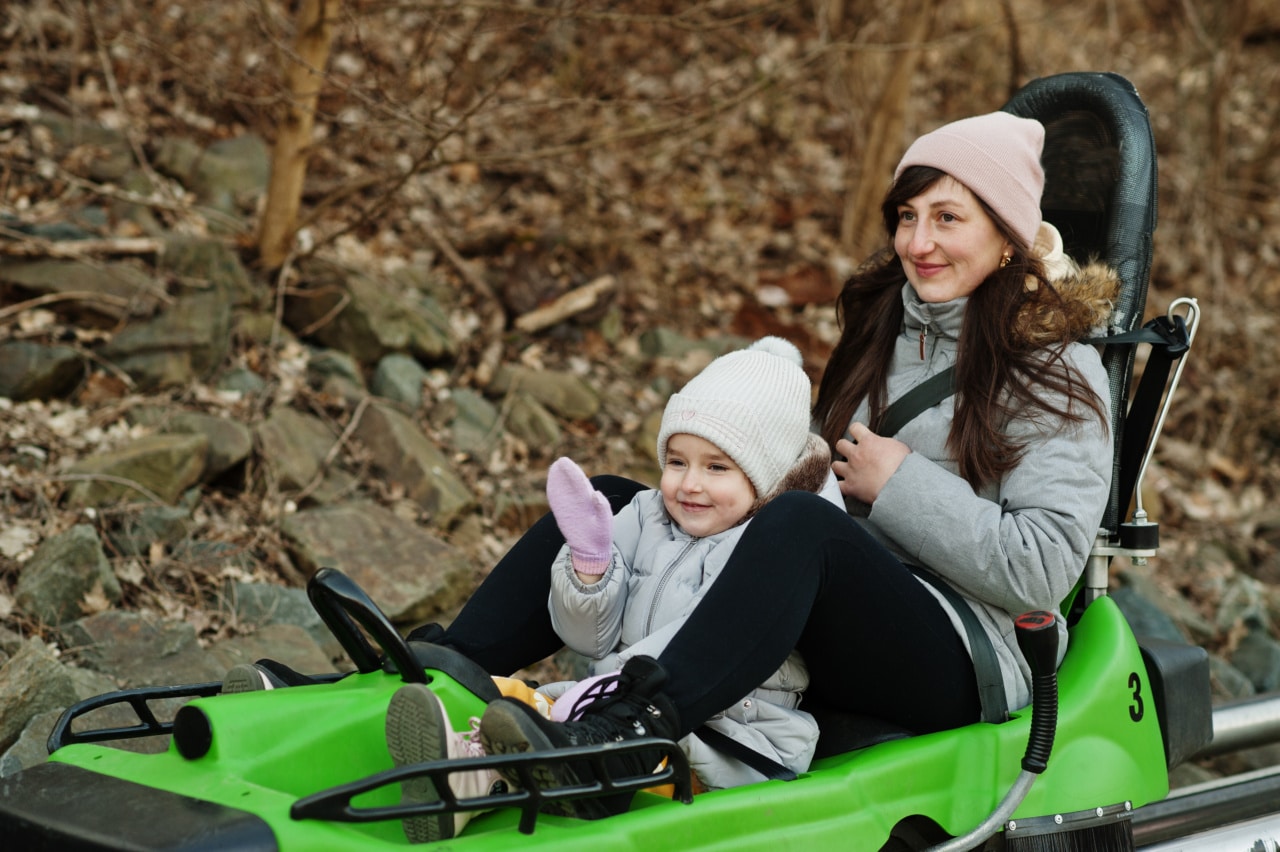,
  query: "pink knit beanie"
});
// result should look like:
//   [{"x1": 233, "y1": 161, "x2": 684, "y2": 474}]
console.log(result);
[{"x1": 894, "y1": 111, "x2": 1045, "y2": 249}]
